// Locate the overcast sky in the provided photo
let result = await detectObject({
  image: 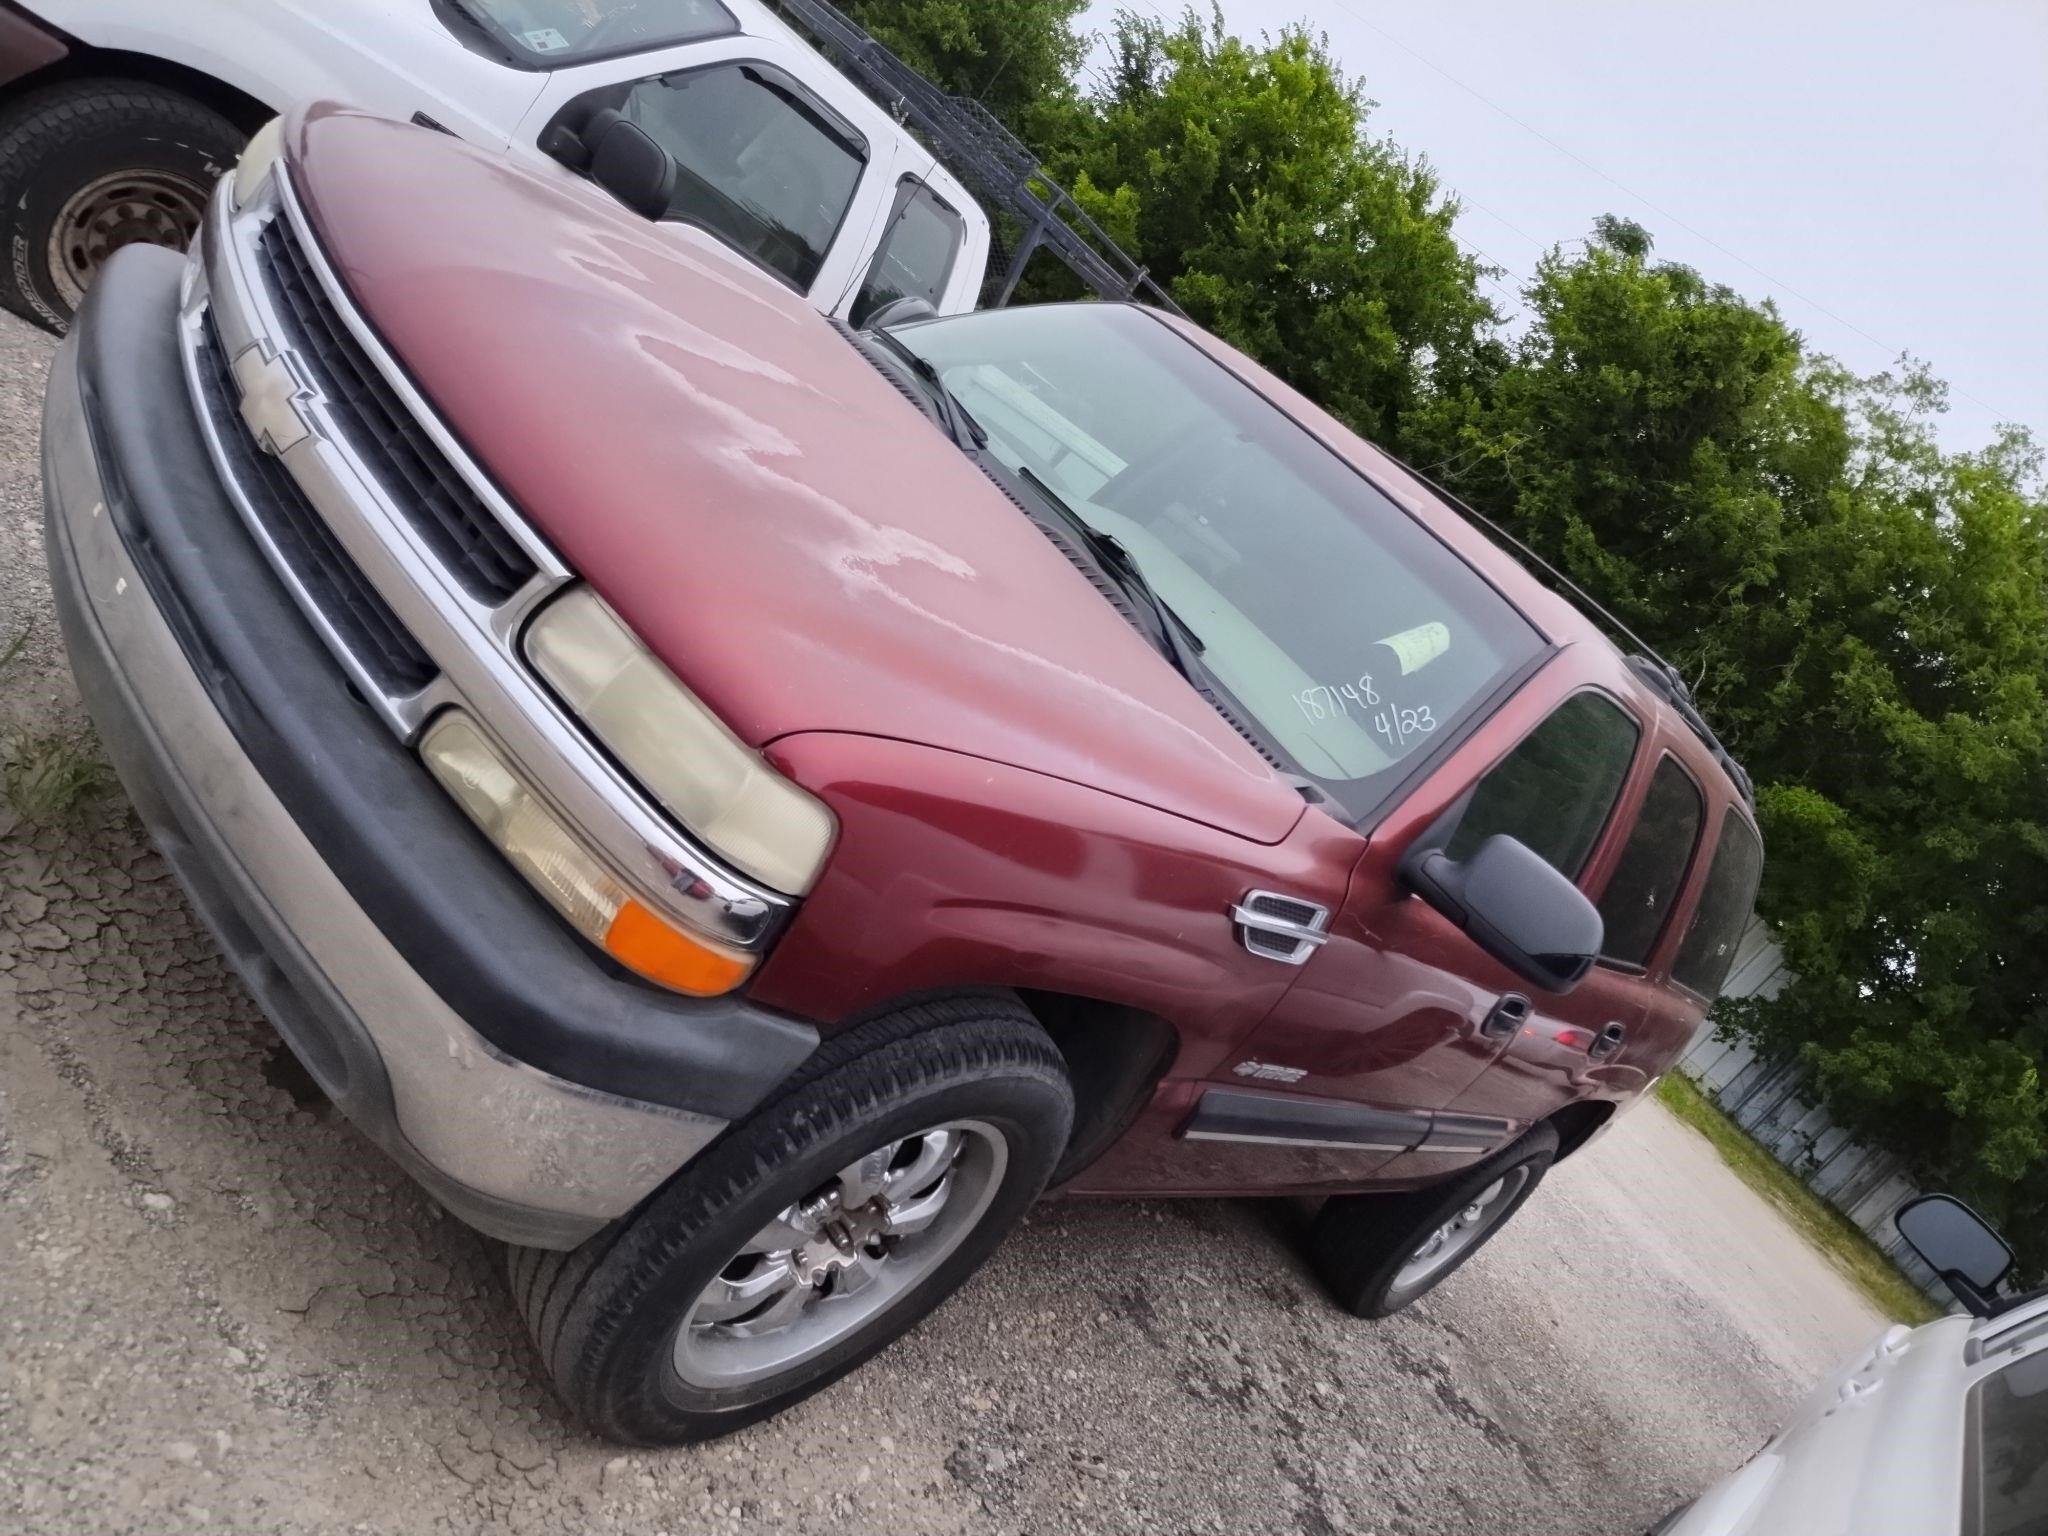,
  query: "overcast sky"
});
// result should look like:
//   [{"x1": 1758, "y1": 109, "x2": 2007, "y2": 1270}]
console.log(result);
[{"x1": 1077, "y1": 0, "x2": 2047, "y2": 451}]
